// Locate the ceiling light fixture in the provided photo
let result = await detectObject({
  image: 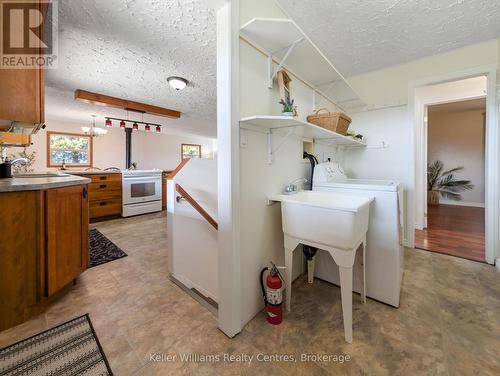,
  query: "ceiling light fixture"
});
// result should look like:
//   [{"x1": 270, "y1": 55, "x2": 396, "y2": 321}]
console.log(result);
[
  {"x1": 81, "y1": 115, "x2": 108, "y2": 137},
  {"x1": 105, "y1": 117, "x2": 164, "y2": 133},
  {"x1": 167, "y1": 76, "x2": 188, "y2": 91},
  {"x1": 105, "y1": 118, "x2": 112, "y2": 127}
]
